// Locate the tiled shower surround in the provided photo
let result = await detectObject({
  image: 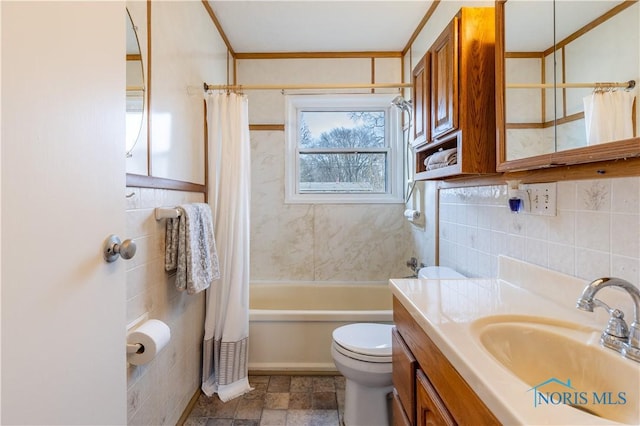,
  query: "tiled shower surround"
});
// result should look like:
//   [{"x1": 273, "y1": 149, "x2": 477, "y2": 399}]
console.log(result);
[{"x1": 438, "y1": 178, "x2": 640, "y2": 283}]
